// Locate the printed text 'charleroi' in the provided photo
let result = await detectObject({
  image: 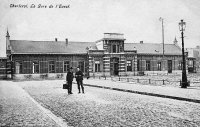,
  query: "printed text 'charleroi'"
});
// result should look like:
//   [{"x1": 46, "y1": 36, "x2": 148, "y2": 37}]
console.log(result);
[{"x1": 10, "y1": 4, "x2": 70, "y2": 8}]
